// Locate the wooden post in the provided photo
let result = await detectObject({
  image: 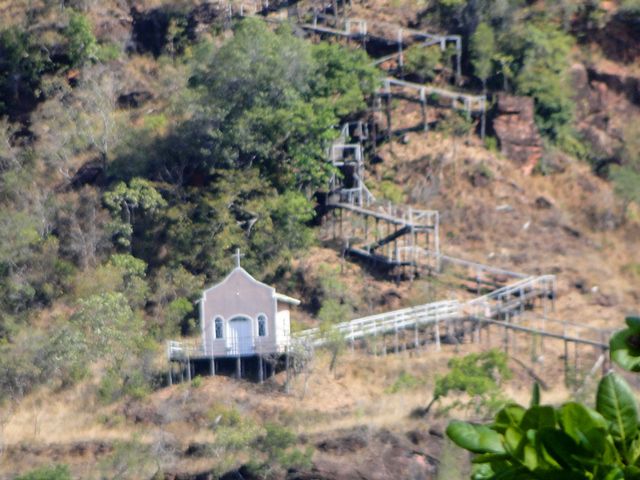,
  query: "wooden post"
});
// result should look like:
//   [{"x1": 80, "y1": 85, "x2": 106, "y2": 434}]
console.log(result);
[
  {"x1": 186, "y1": 356, "x2": 192, "y2": 382},
  {"x1": 480, "y1": 100, "x2": 487, "y2": 139},
  {"x1": 364, "y1": 214, "x2": 369, "y2": 247},
  {"x1": 563, "y1": 322, "x2": 569, "y2": 386},
  {"x1": 210, "y1": 356, "x2": 215, "y2": 376},
  {"x1": 435, "y1": 318, "x2": 441, "y2": 351},
  {"x1": 455, "y1": 38, "x2": 462, "y2": 85},
  {"x1": 350, "y1": 323, "x2": 355, "y2": 352},
  {"x1": 484, "y1": 322, "x2": 491, "y2": 347},
  {"x1": 382, "y1": 331, "x2": 387, "y2": 356},
  {"x1": 373, "y1": 321, "x2": 378, "y2": 356},
  {"x1": 385, "y1": 93, "x2": 392, "y2": 140},
  {"x1": 414, "y1": 321, "x2": 419, "y2": 351},
  {"x1": 285, "y1": 347, "x2": 291, "y2": 393},
  {"x1": 574, "y1": 341, "x2": 580, "y2": 384},
  {"x1": 236, "y1": 356, "x2": 241, "y2": 380},
  {"x1": 168, "y1": 362, "x2": 173, "y2": 386},
  {"x1": 420, "y1": 88, "x2": 428, "y2": 132},
  {"x1": 397, "y1": 28, "x2": 403, "y2": 78},
  {"x1": 503, "y1": 311, "x2": 509, "y2": 354},
  {"x1": 259, "y1": 355, "x2": 264, "y2": 384},
  {"x1": 394, "y1": 320, "x2": 399, "y2": 354},
  {"x1": 332, "y1": 209, "x2": 336, "y2": 240}
]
